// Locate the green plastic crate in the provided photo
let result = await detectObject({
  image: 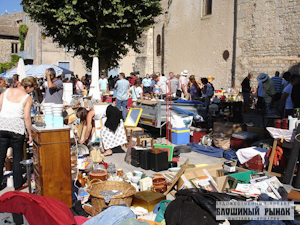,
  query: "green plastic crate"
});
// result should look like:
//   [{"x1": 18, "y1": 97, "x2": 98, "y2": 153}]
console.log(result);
[
  {"x1": 154, "y1": 144, "x2": 174, "y2": 162},
  {"x1": 228, "y1": 171, "x2": 258, "y2": 188}
]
